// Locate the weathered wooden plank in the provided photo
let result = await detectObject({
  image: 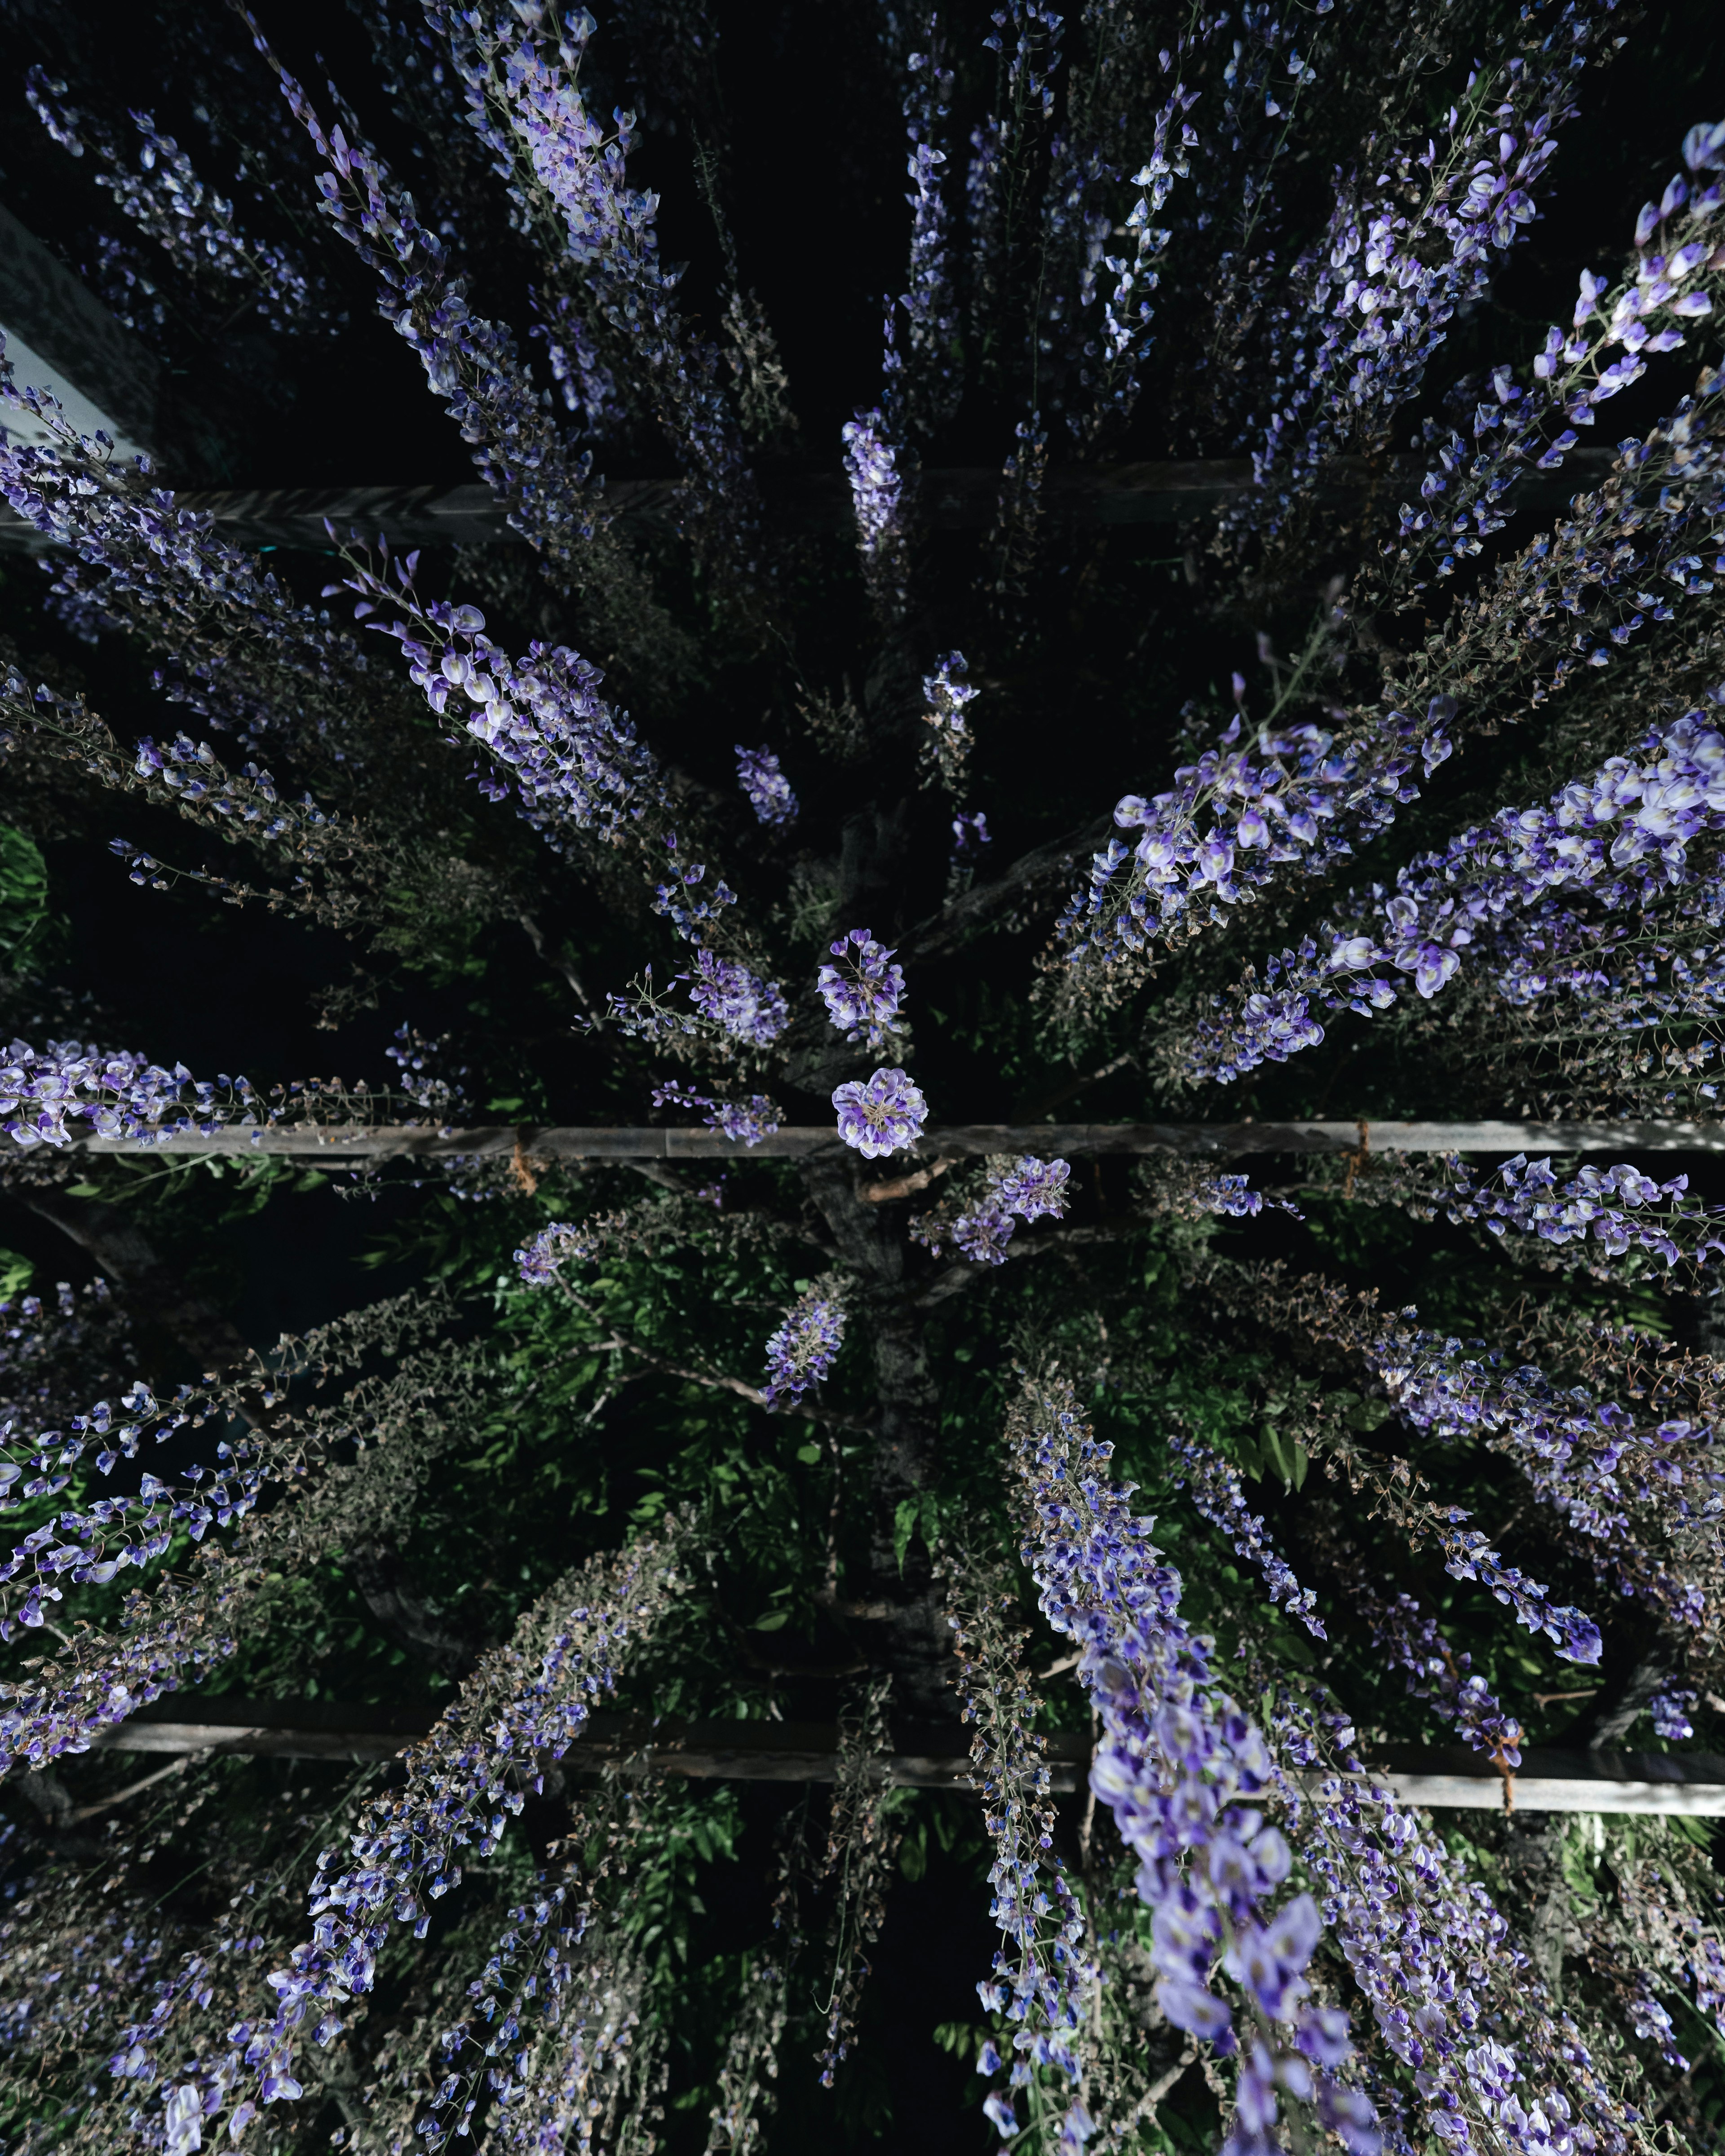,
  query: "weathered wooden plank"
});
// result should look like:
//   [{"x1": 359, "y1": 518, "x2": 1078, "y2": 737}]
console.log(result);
[
  {"x1": 53, "y1": 1118, "x2": 1725, "y2": 1162},
  {"x1": 89, "y1": 1704, "x2": 1725, "y2": 1809}
]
